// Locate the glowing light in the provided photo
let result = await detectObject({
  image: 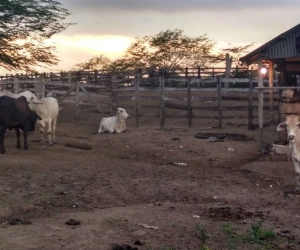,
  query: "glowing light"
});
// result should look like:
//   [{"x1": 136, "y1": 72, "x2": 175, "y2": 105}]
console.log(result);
[{"x1": 260, "y1": 67, "x2": 267, "y2": 75}]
